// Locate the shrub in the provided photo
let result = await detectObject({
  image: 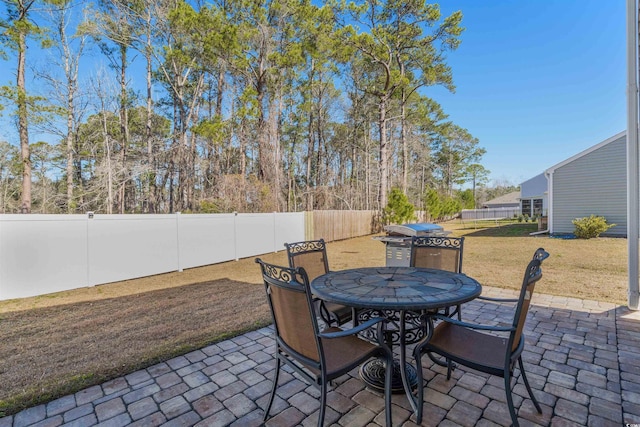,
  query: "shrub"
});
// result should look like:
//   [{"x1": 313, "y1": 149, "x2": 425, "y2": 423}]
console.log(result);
[
  {"x1": 572, "y1": 215, "x2": 616, "y2": 239},
  {"x1": 383, "y1": 188, "x2": 416, "y2": 225},
  {"x1": 424, "y1": 189, "x2": 462, "y2": 221},
  {"x1": 199, "y1": 199, "x2": 220, "y2": 213}
]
